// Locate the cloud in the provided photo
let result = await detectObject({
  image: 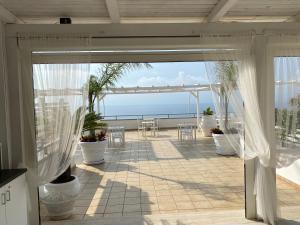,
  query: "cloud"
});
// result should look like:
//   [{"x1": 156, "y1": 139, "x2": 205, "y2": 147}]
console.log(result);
[
  {"x1": 136, "y1": 71, "x2": 207, "y2": 87},
  {"x1": 137, "y1": 76, "x2": 168, "y2": 86}
]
